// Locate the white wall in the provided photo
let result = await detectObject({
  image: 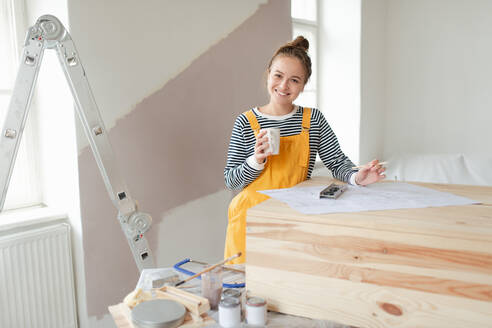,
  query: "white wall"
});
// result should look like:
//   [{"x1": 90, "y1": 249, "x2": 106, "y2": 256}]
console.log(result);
[
  {"x1": 383, "y1": 0, "x2": 492, "y2": 160},
  {"x1": 318, "y1": 0, "x2": 361, "y2": 165},
  {"x1": 359, "y1": 0, "x2": 492, "y2": 184},
  {"x1": 360, "y1": 0, "x2": 386, "y2": 164}
]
